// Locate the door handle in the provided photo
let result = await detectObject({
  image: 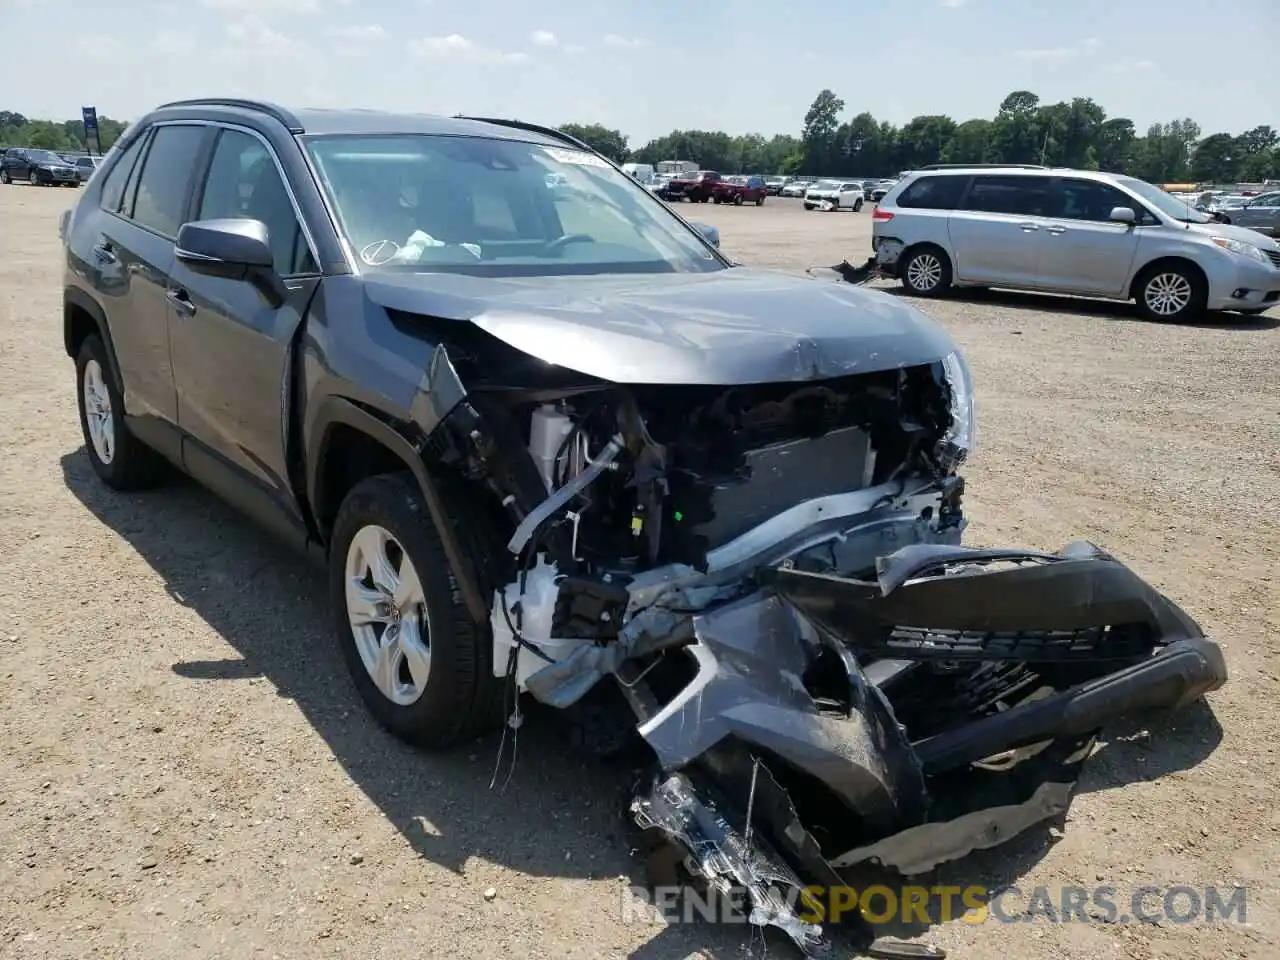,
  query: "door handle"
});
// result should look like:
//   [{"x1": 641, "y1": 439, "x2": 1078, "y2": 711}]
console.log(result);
[
  {"x1": 1046, "y1": 225, "x2": 1067, "y2": 235},
  {"x1": 166, "y1": 287, "x2": 197, "y2": 318},
  {"x1": 1019, "y1": 222, "x2": 1040, "y2": 232},
  {"x1": 92, "y1": 241, "x2": 117, "y2": 264}
]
